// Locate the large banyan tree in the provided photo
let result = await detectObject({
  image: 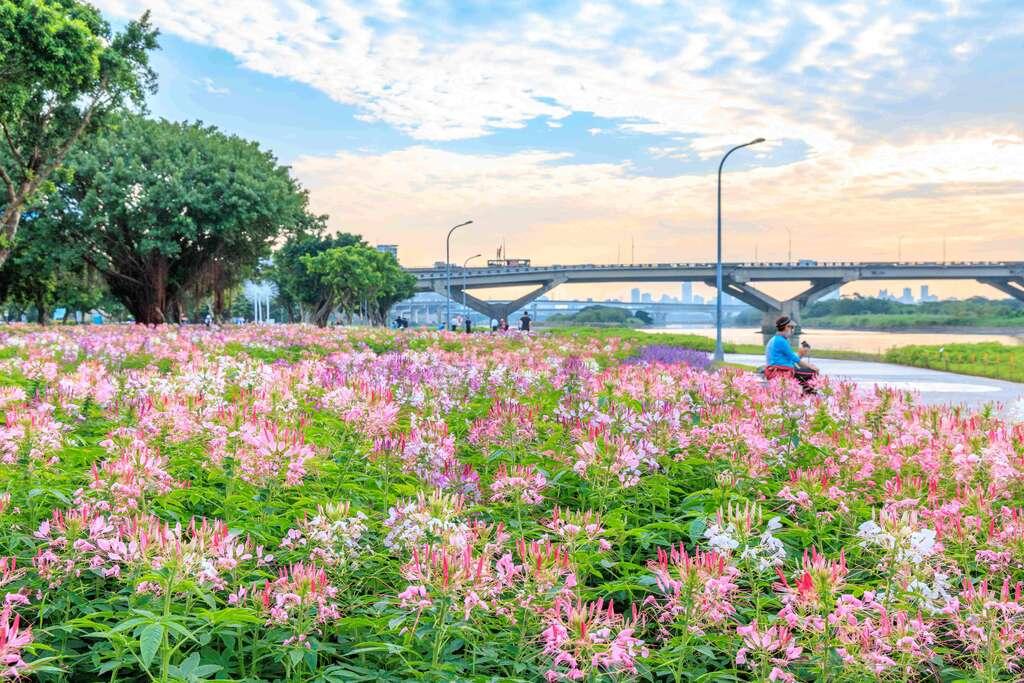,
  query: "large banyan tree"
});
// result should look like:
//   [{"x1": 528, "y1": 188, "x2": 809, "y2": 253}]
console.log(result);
[{"x1": 35, "y1": 115, "x2": 310, "y2": 324}]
